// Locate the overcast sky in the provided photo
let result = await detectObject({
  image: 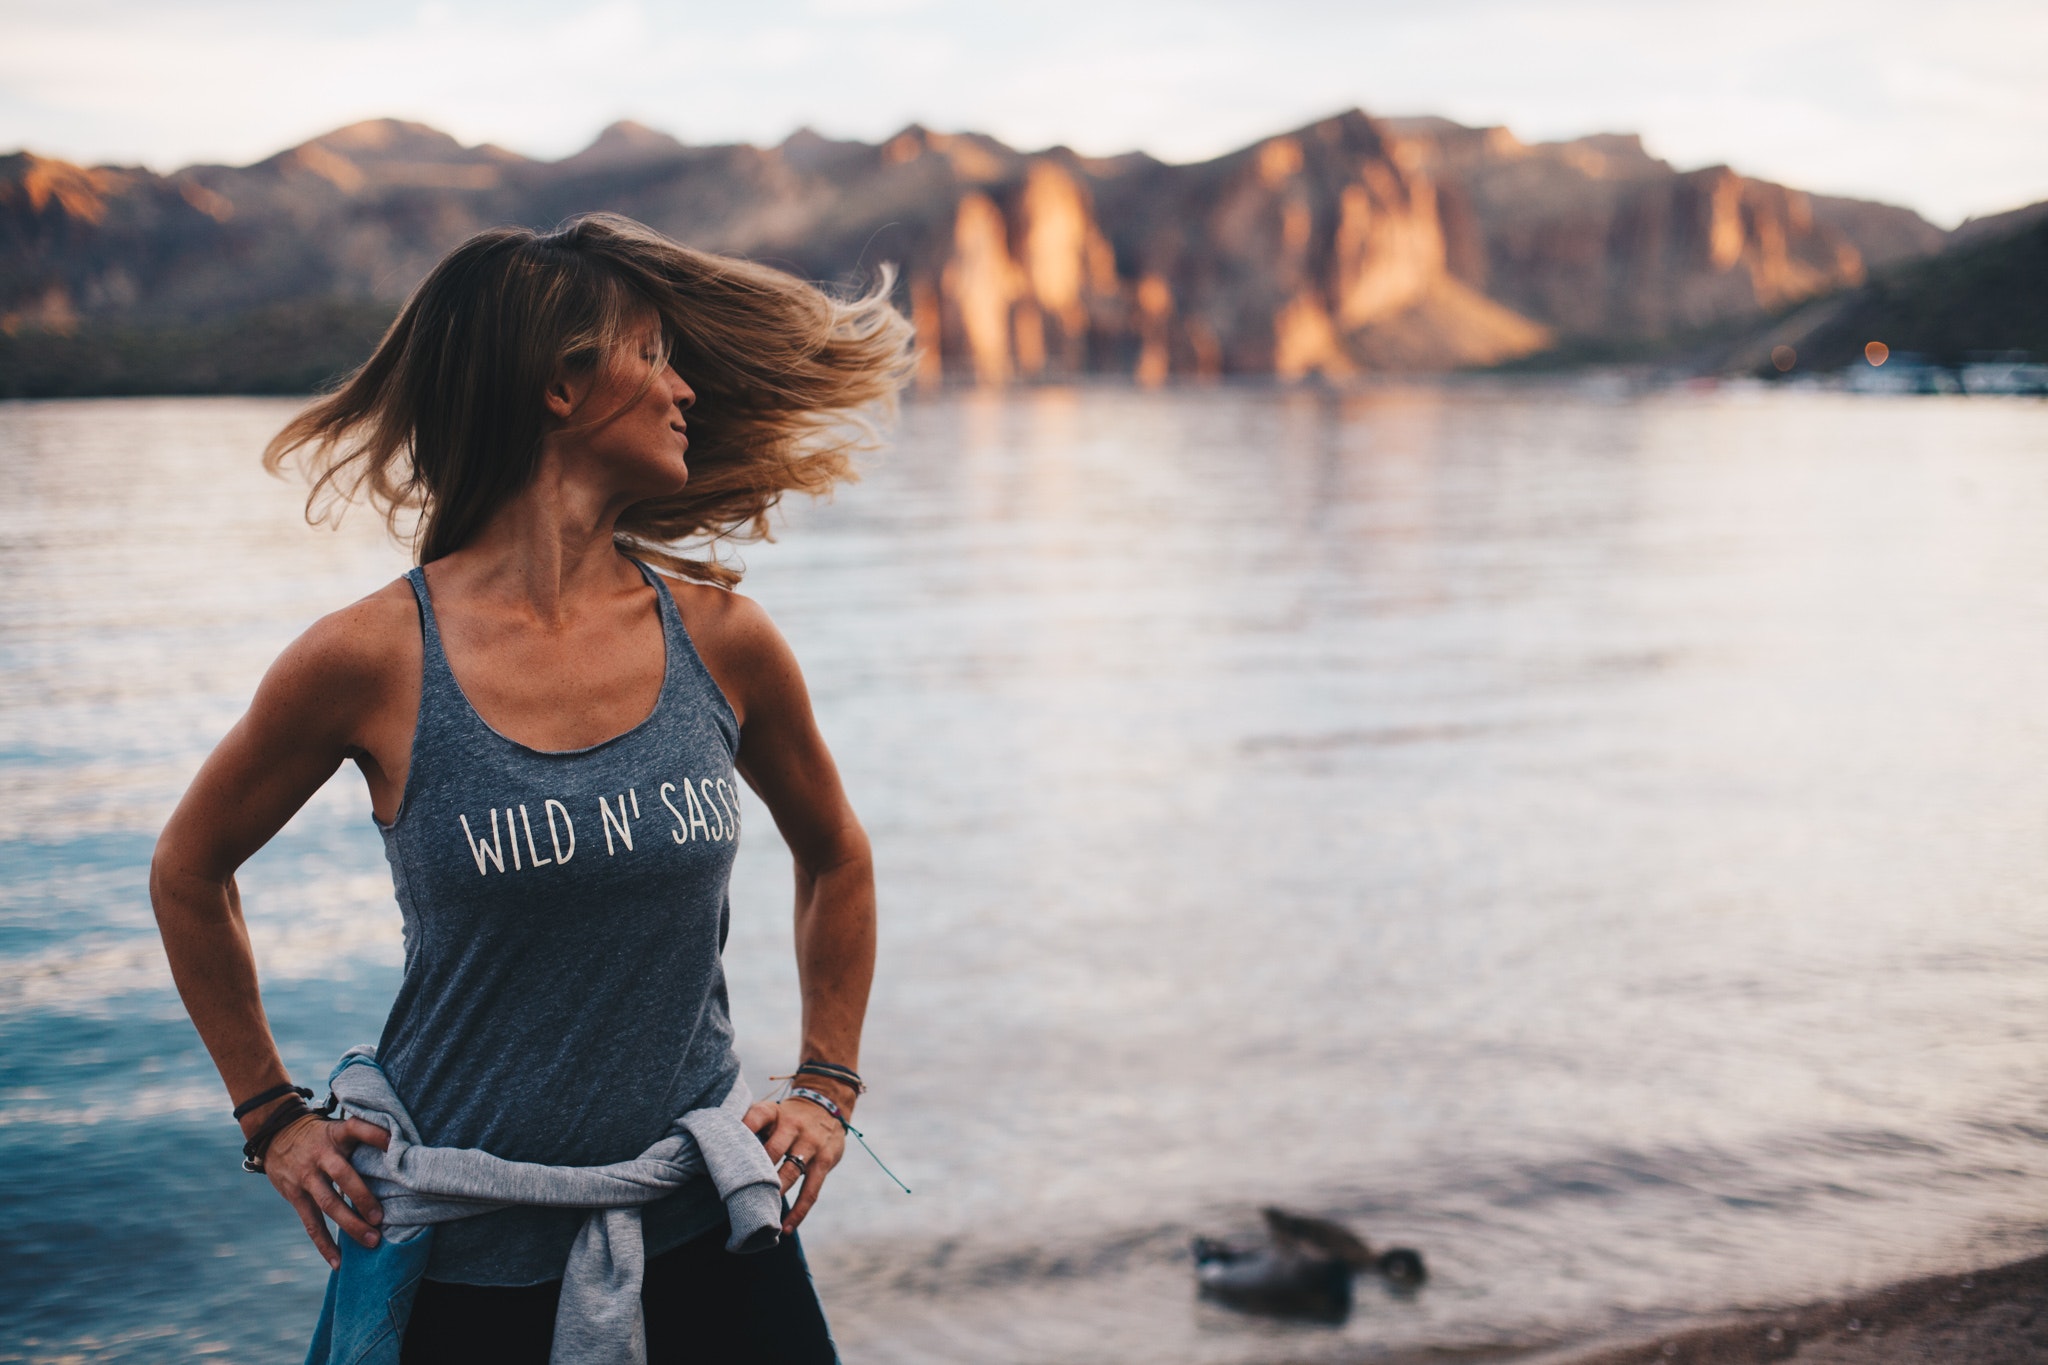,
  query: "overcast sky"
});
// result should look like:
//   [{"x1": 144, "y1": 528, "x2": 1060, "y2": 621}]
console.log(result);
[{"x1": 3, "y1": 0, "x2": 2043, "y2": 226}]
